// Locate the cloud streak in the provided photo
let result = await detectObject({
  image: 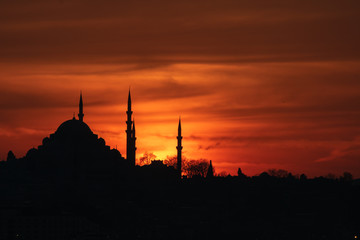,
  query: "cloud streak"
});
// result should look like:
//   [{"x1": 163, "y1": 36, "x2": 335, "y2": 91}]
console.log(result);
[{"x1": 1, "y1": 0, "x2": 359, "y2": 64}]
